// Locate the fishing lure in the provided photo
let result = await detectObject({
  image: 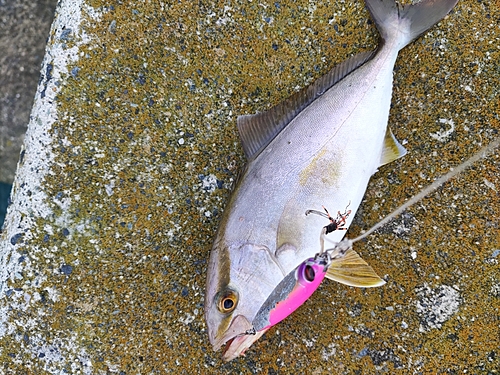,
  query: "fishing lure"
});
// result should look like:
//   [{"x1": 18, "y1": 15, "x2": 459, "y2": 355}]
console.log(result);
[{"x1": 251, "y1": 255, "x2": 329, "y2": 332}]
